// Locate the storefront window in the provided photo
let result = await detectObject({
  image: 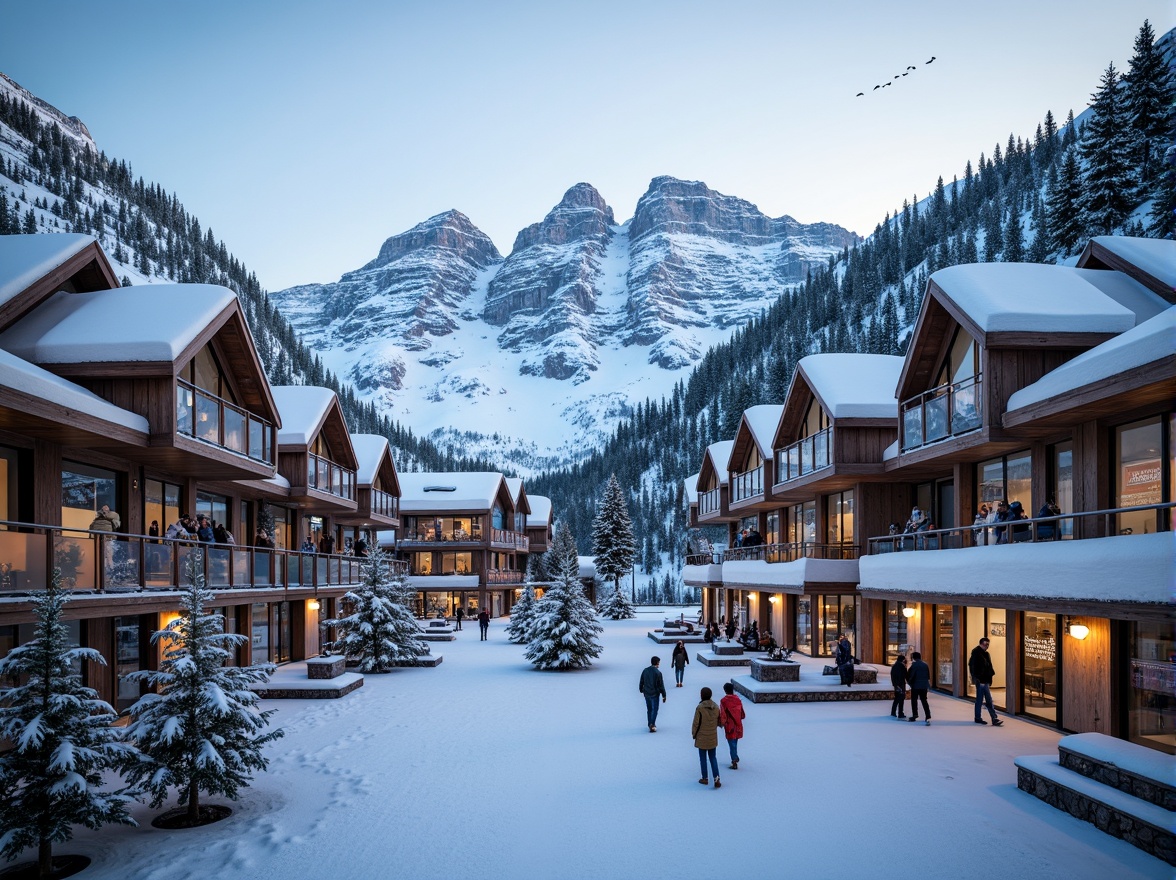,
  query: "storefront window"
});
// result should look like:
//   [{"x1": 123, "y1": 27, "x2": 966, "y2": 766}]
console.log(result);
[
  {"x1": 1116, "y1": 417, "x2": 1165, "y2": 536},
  {"x1": 61, "y1": 462, "x2": 119, "y2": 533},
  {"x1": 825, "y1": 491, "x2": 854, "y2": 546},
  {"x1": 935, "y1": 606, "x2": 954, "y2": 689},
  {"x1": 965, "y1": 607, "x2": 1006, "y2": 708},
  {"x1": 817, "y1": 594, "x2": 858, "y2": 657},
  {"x1": 884, "y1": 601, "x2": 909, "y2": 664},
  {"x1": 1023, "y1": 612, "x2": 1058, "y2": 724},
  {"x1": 796, "y1": 597, "x2": 811, "y2": 654},
  {"x1": 115, "y1": 615, "x2": 143, "y2": 712},
  {"x1": 252, "y1": 603, "x2": 270, "y2": 663},
  {"x1": 1130, "y1": 619, "x2": 1174, "y2": 754}
]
